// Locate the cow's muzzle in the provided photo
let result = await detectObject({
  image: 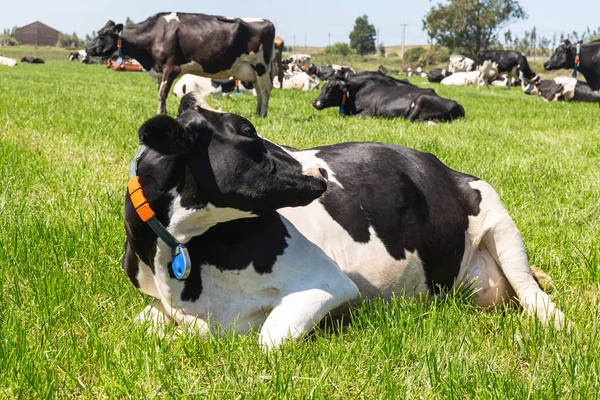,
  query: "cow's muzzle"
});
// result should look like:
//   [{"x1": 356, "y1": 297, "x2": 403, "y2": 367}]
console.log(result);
[
  {"x1": 312, "y1": 100, "x2": 323, "y2": 110},
  {"x1": 305, "y1": 165, "x2": 328, "y2": 180}
]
